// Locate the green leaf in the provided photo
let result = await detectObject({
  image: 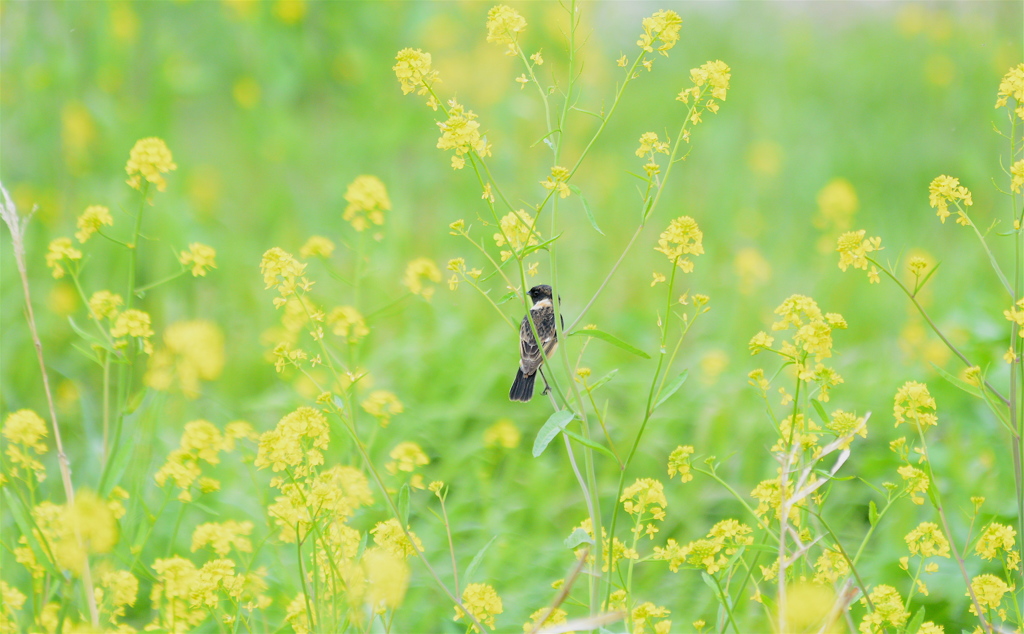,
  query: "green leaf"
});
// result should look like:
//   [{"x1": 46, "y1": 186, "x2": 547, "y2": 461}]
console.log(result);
[
  {"x1": 652, "y1": 370, "x2": 689, "y2": 411},
  {"x1": 586, "y1": 368, "x2": 619, "y2": 392},
  {"x1": 906, "y1": 607, "x2": 926, "y2": 634},
  {"x1": 810, "y1": 398, "x2": 830, "y2": 426},
  {"x1": 929, "y1": 362, "x2": 982, "y2": 399},
  {"x1": 564, "y1": 527, "x2": 593, "y2": 549},
  {"x1": 915, "y1": 260, "x2": 941, "y2": 291},
  {"x1": 868, "y1": 500, "x2": 880, "y2": 527},
  {"x1": 568, "y1": 328, "x2": 650, "y2": 359},
  {"x1": 520, "y1": 232, "x2": 563, "y2": 257},
  {"x1": 496, "y1": 290, "x2": 518, "y2": 305},
  {"x1": 3, "y1": 490, "x2": 60, "y2": 577},
  {"x1": 398, "y1": 484, "x2": 410, "y2": 527},
  {"x1": 569, "y1": 184, "x2": 604, "y2": 235},
  {"x1": 533, "y1": 410, "x2": 576, "y2": 457},
  {"x1": 68, "y1": 316, "x2": 112, "y2": 353},
  {"x1": 464, "y1": 535, "x2": 497, "y2": 585},
  {"x1": 562, "y1": 429, "x2": 617, "y2": 461}
]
